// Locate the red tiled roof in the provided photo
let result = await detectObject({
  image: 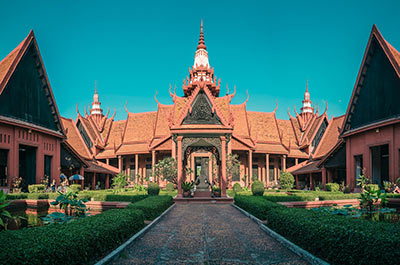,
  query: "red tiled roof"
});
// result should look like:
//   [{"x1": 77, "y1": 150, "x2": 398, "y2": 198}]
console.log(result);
[
  {"x1": 231, "y1": 104, "x2": 250, "y2": 137},
  {"x1": 154, "y1": 105, "x2": 173, "y2": 137},
  {"x1": 291, "y1": 160, "x2": 321, "y2": 175},
  {"x1": 61, "y1": 117, "x2": 90, "y2": 159},
  {"x1": 277, "y1": 119, "x2": 298, "y2": 147},
  {"x1": 85, "y1": 160, "x2": 119, "y2": 174},
  {"x1": 314, "y1": 115, "x2": 345, "y2": 158},
  {"x1": 247, "y1": 111, "x2": 280, "y2": 143},
  {"x1": 123, "y1": 112, "x2": 156, "y2": 143},
  {"x1": 0, "y1": 38, "x2": 26, "y2": 93},
  {"x1": 105, "y1": 120, "x2": 126, "y2": 150}
]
